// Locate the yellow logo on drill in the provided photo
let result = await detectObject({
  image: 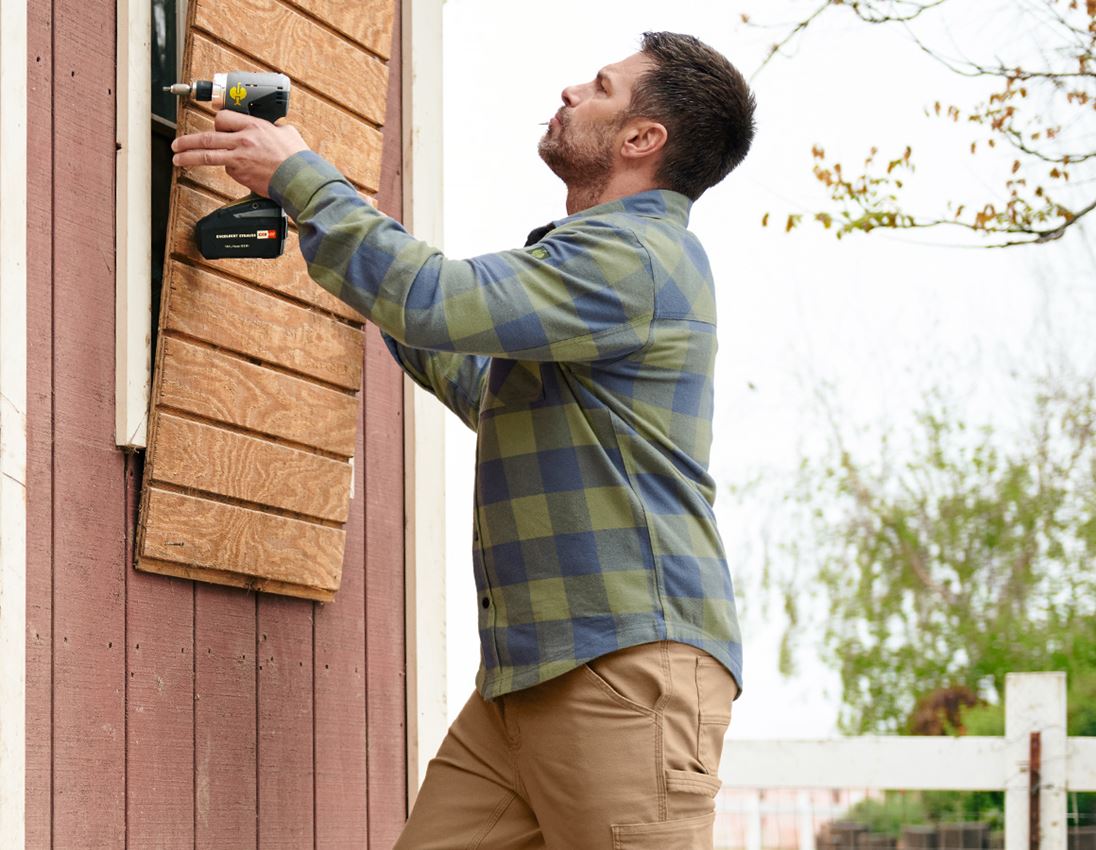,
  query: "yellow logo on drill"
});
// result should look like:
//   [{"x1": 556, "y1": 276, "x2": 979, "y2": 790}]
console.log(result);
[{"x1": 229, "y1": 83, "x2": 247, "y2": 106}]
